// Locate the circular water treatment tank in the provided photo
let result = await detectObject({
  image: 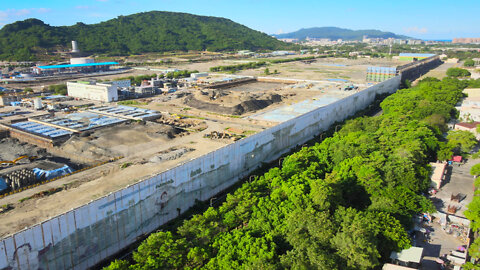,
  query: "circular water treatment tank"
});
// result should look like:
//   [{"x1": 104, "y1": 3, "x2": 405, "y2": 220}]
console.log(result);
[{"x1": 70, "y1": 58, "x2": 95, "y2": 65}]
